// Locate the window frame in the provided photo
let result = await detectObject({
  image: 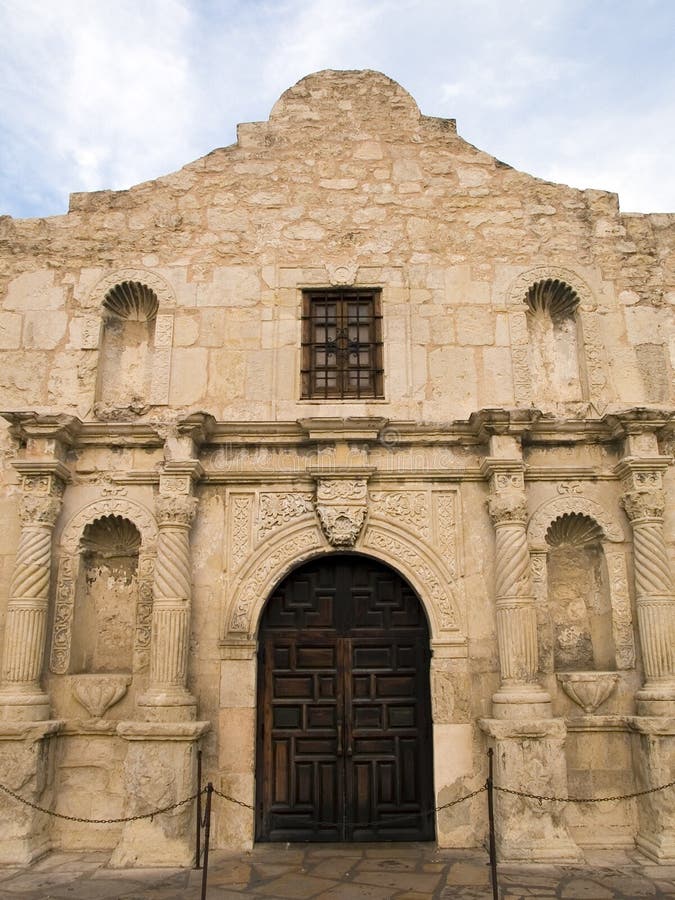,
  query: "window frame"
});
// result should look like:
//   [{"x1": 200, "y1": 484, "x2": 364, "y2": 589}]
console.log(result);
[{"x1": 301, "y1": 288, "x2": 384, "y2": 400}]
